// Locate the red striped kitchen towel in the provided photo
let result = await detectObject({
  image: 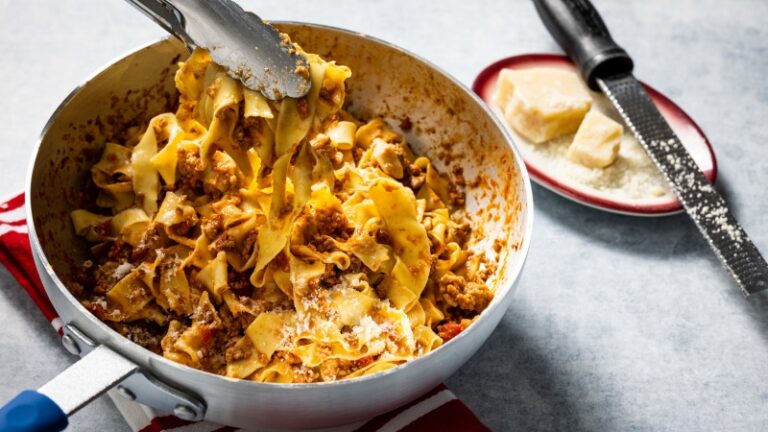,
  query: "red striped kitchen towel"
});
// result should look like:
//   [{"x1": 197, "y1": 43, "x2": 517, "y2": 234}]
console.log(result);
[{"x1": 0, "y1": 192, "x2": 489, "y2": 432}]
